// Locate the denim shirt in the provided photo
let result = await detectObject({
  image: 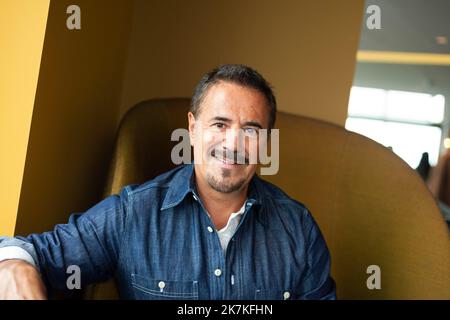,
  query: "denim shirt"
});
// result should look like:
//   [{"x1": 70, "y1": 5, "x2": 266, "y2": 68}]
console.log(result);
[{"x1": 0, "y1": 164, "x2": 336, "y2": 300}]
